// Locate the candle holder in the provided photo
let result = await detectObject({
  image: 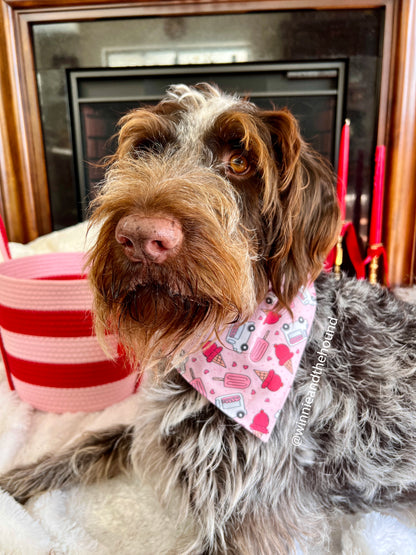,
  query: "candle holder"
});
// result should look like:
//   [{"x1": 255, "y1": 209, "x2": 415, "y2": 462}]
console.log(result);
[
  {"x1": 329, "y1": 221, "x2": 365, "y2": 279},
  {"x1": 333, "y1": 234, "x2": 343, "y2": 279},
  {"x1": 364, "y1": 243, "x2": 389, "y2": 287},
  {"x1": 368, "y1": 255, "x2": 379, "y2": 284}
]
